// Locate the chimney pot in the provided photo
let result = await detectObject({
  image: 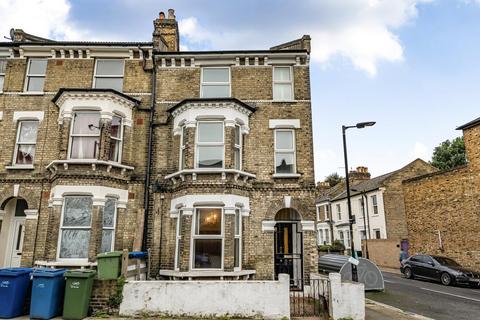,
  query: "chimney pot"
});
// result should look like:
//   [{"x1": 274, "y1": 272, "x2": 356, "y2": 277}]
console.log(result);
[
  {"x1": 168, "y1": 9, "x2": 175, "y2": 19},
  {"x1": 159, "y1": 11, "x2": 165, "y2": 19}
]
